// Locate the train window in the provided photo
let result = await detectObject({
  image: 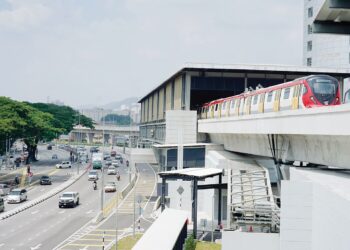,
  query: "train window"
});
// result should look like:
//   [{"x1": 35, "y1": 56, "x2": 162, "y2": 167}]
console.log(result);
[
  {"x1": 215, "y1": 104, "x2": 218, "y2": 111},
  {"x1": 231, "y1": 100, "x2": 235, "y2": 109},
  {"x1": 253, "y1": 95, "x2": 258, "y2": 105},
  {"x1": 267, "y1": 91, "x2": 273, "y2": 102},
  {"x1": 283, "y1": 88, "x2": 291, "y2": 99}
]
